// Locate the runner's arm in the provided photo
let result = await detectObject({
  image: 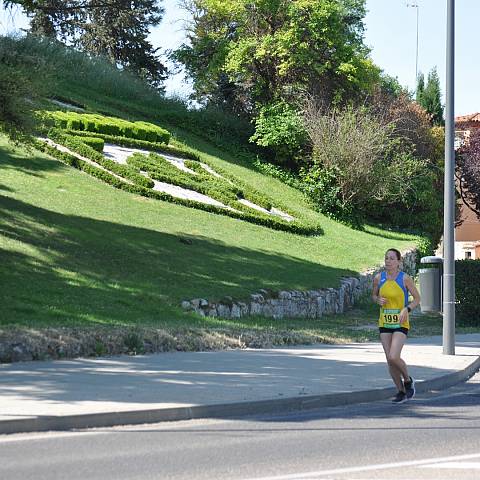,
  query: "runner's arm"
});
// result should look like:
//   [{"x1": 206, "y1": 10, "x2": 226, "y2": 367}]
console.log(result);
[{"x1": 404, "y1": 274, "x2": 421, "y2": 311}]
